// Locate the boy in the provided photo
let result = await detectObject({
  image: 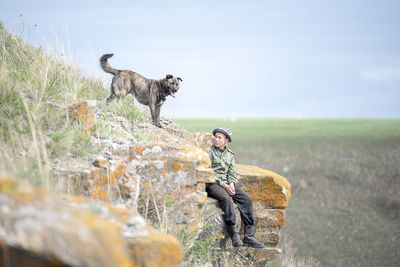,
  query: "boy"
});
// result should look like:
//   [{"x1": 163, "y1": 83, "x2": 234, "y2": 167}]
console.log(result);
[{"x1": 206, "y1": 128, "x2": 264, "y2": 248}]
